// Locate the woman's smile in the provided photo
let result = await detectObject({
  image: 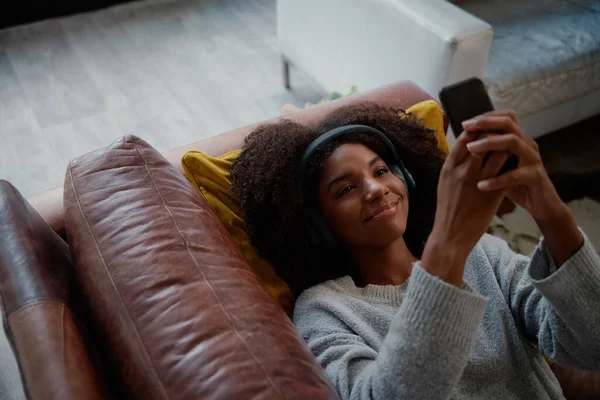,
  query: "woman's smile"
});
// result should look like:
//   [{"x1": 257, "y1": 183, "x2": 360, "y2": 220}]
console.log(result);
[{"x1": 364, "y1": 199, "x2": 400, "y2": 223}]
